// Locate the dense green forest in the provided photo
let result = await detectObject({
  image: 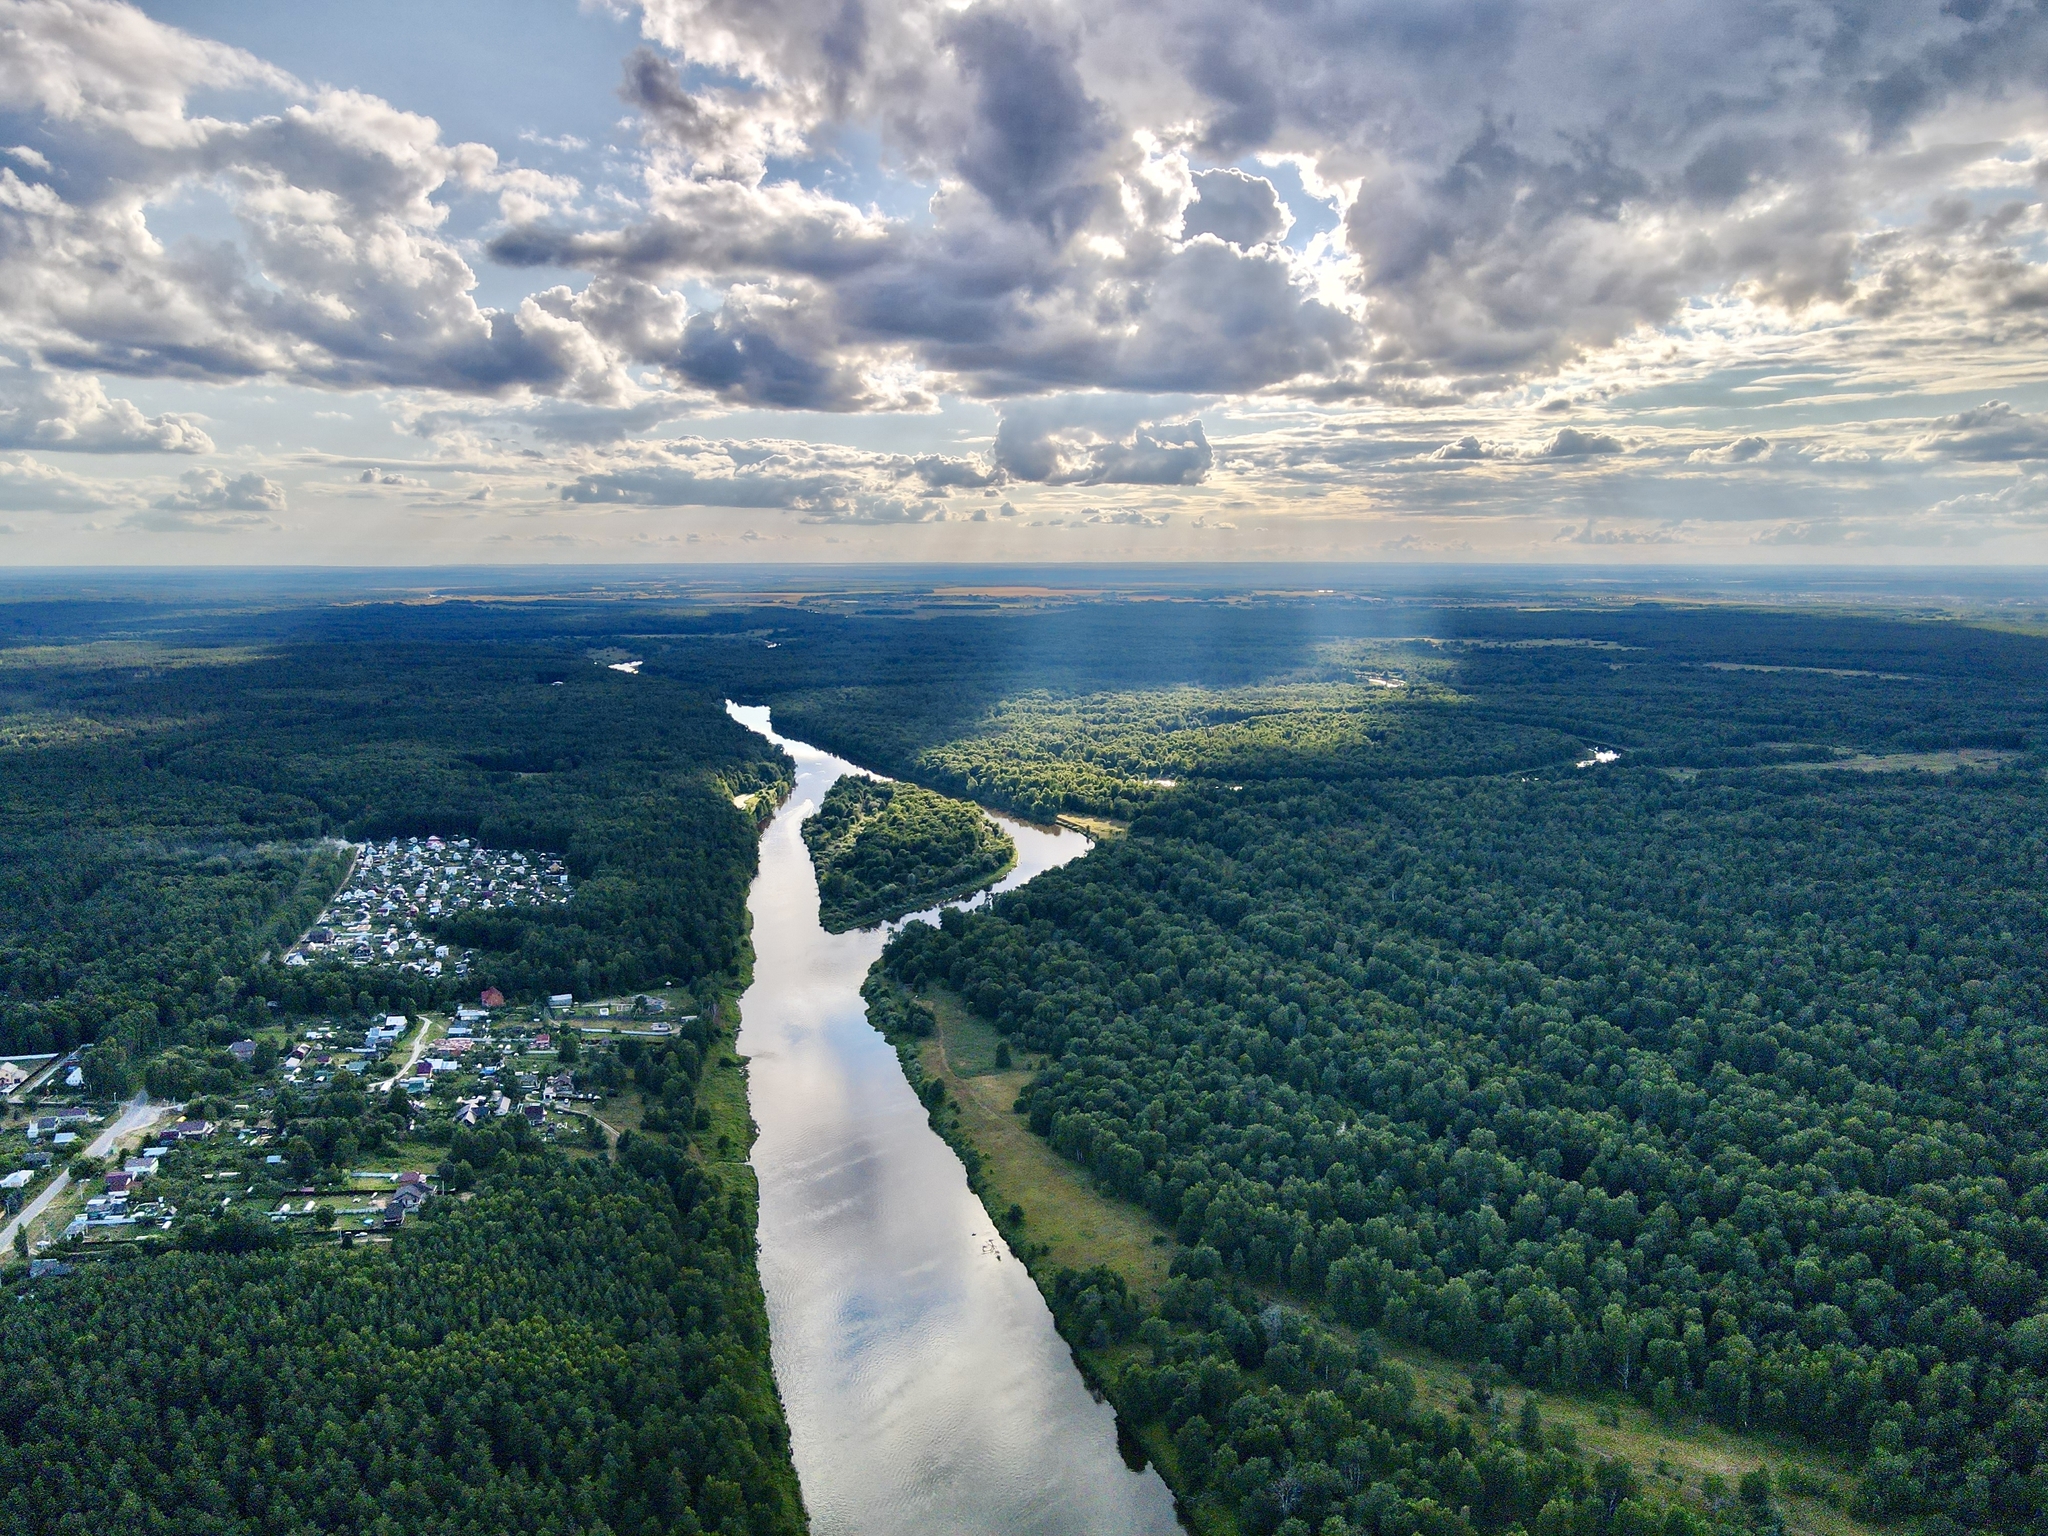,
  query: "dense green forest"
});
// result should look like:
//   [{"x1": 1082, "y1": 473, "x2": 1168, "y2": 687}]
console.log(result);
[
  {"x1": 1, "y1": 1124, "x2": 804, "y2": 1535},
  {"x1": 800, "y1": 774, "x2": 1014, "y2": 930},
  {"x1": 0, "y1": 642, "x2": 789, "y2": 1057},
  {"x1": 9, "y1": 579, "x2": 2048, "y2": 1536},
  {"x1": 848, "y1": 612, "x2": 2048, "y2": 1536},
  {"x1": 3, "y1": 980, "x2": 804, "y2": 1534}
]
